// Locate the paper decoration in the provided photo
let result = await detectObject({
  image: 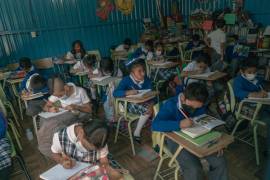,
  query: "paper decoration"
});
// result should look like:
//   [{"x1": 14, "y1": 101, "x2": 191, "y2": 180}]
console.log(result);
[
  {"x1": 224, "y1": 13, "x2": 236, "y2": 25},
  {"x1": 115, "y1": 0, "x2": 134, "y2": 15},
  {"x1": 202, "y1": 20, "x2": 213, "y2": 31},
  {"x1": 96, "y1": 0, "x2": 114, "y2": 21}
]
